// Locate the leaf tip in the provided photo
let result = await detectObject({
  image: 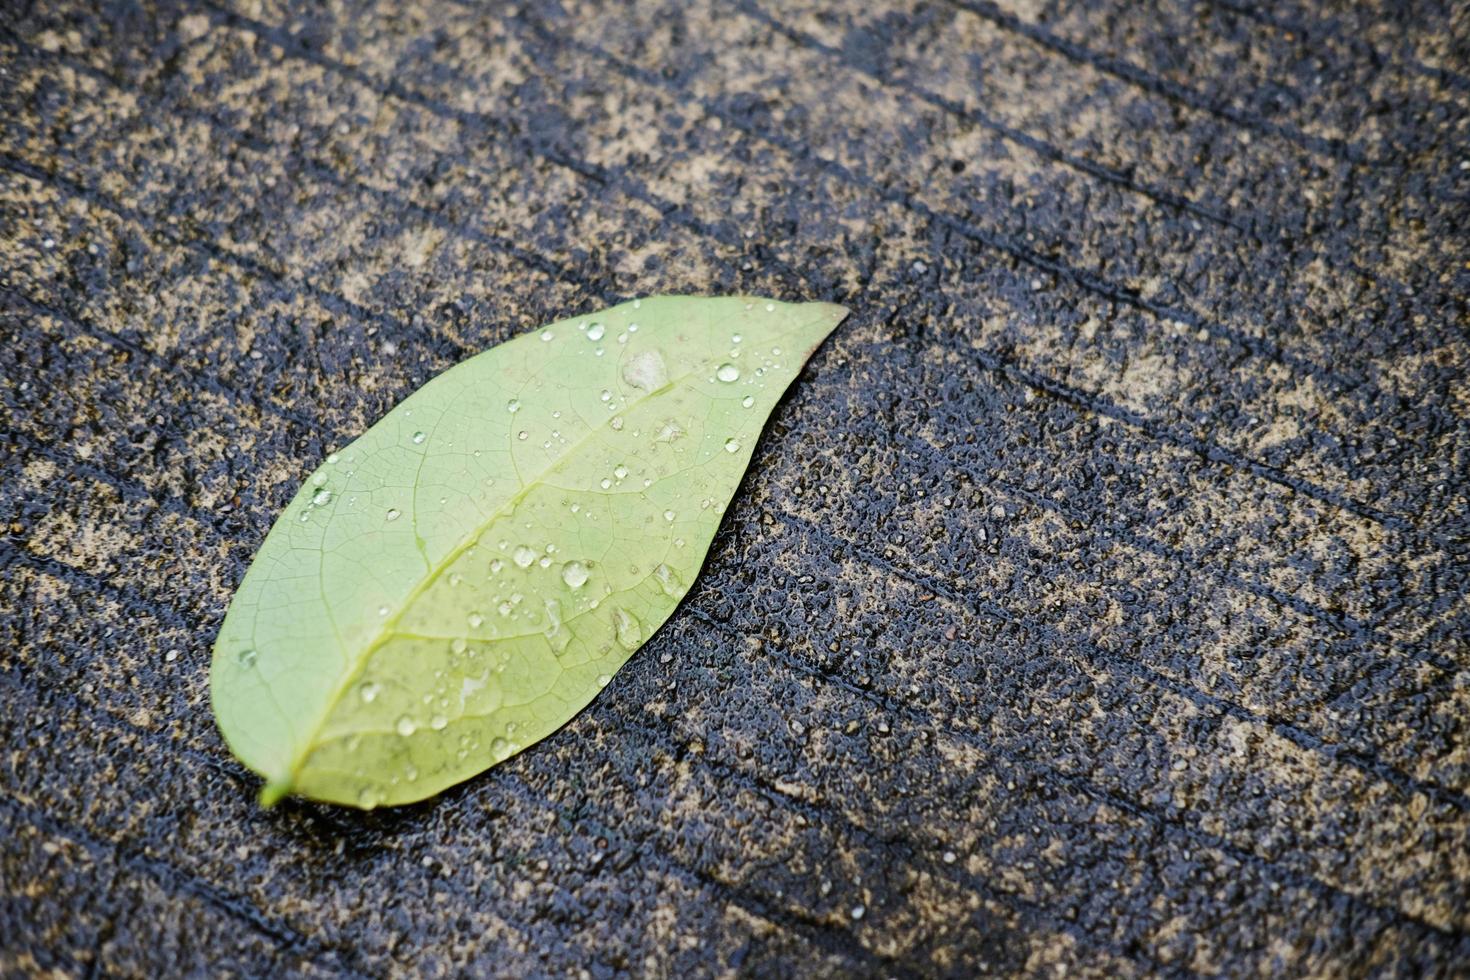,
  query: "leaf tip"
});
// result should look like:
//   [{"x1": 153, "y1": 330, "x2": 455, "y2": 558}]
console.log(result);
[{"x1": 259, "y1": 779, "x2": 292, "y2": 808}]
